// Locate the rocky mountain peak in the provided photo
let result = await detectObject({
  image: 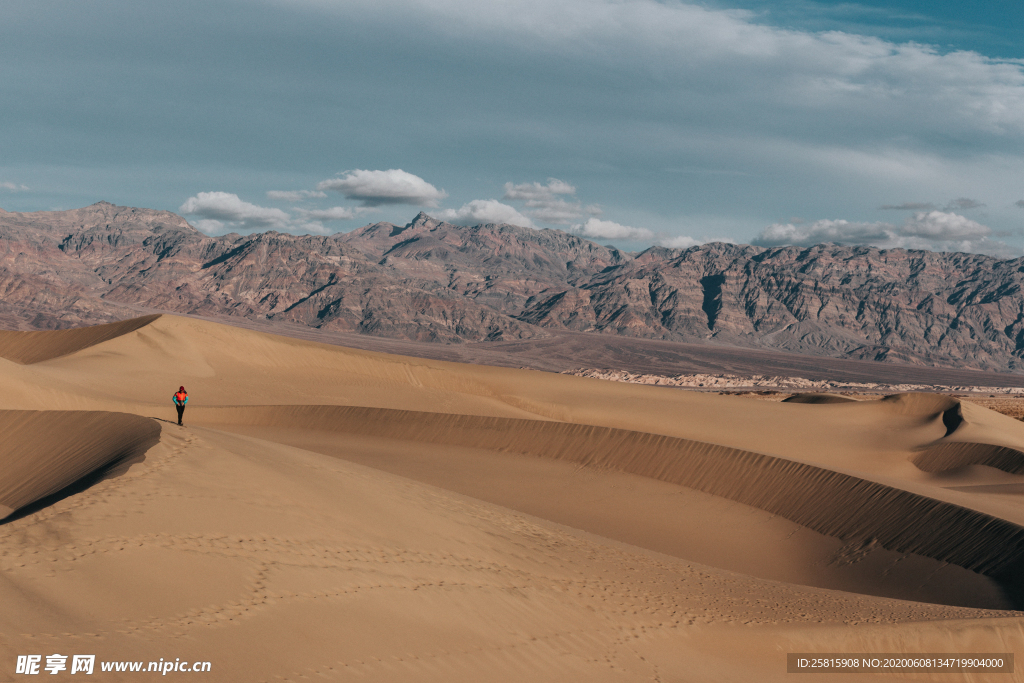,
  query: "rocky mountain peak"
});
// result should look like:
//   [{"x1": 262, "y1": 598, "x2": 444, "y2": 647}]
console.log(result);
[{"x1": 403, "y1": 211, "x2": 443, "y2": 232}]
